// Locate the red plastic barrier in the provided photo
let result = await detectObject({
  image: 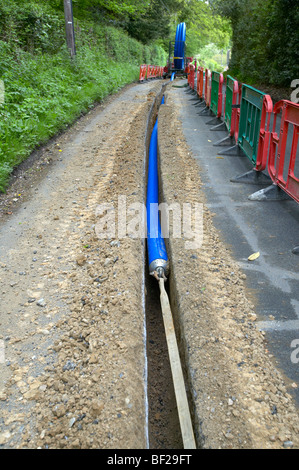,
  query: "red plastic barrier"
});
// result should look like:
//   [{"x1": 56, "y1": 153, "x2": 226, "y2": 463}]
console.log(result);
[
  {"x1": 204, "y1": 69, "x2": 211, "y2": 107},
  {"x1": 255, "y1": 94, "x2": 273, "y2": 171},
  {"x1": 147, "y1": 65, "x2": 155, "y2": 79},
  {"x1": 228, "y1": 78, "x2": 240, "y2": 141},
  {"x1": 139, "y1": 65, "x2": 147, "y2": 82},
  {"x1": 189, "y1": 65, "x2": 195, "y2": 90},
  {"x1": 140, "y1": 64, "x2": 164, "y2": 80},
  {"x1": 234, "y1": 84, "x2": 242, "y2": 144},
  {"x1": 197, "y1": 67, "x2": 204, "y2": 99},
  {"x1": 217, "y1": 73, "x2": 224, "y2": 118},
  {"x1": 268, "y1": 100, "x2": 299, "y2": 202}
]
